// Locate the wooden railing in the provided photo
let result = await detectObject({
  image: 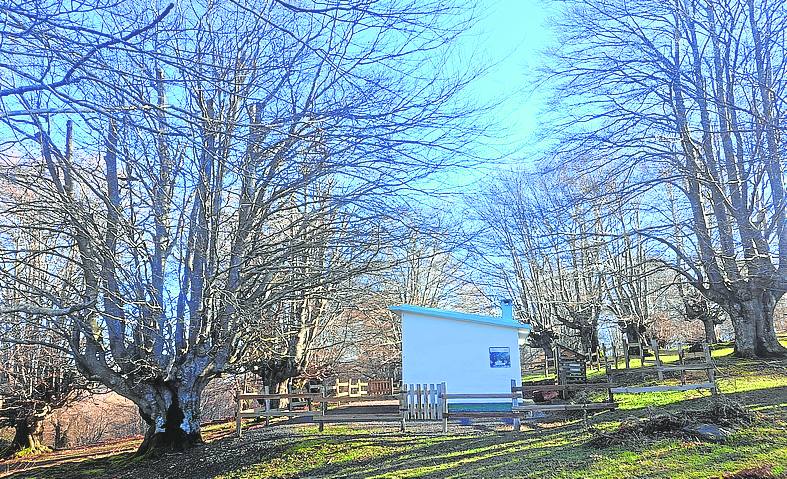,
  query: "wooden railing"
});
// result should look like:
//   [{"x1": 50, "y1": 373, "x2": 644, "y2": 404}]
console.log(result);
[
  {"x1": 236, "y1": 359, "x2": 719, "y2": 436},
  {"x1": 605, "y1": 340, "x2": 718, "y2": 394},
  {"x1": 333, "y1": 378, "x2": 368, "y2": 397}
]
